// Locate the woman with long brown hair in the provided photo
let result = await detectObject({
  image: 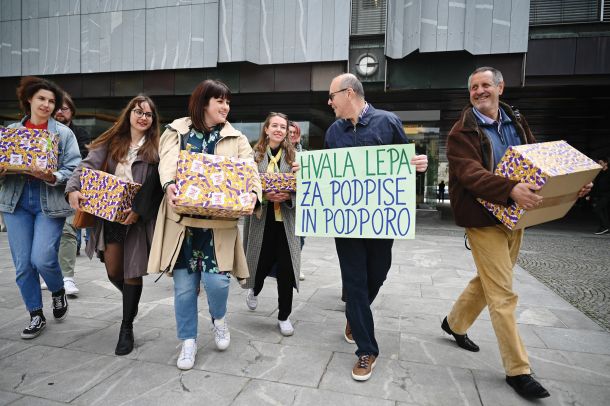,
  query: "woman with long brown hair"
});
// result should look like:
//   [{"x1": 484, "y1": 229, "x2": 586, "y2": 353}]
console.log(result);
[
  {"x1": 66, "y1": 95, "x2": 161, "y2": 355},
  {"x1": 243, "y1": 112, "x2": 302, "y2": 336}
]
